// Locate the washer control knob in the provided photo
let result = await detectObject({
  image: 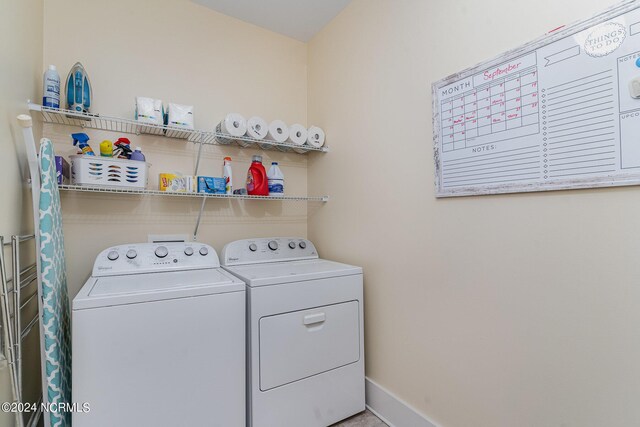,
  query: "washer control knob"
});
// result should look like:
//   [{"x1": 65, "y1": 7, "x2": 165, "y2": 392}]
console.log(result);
[
  {"x1": 289, "y1": 242, "x2": 296, "y2": 249},
  {"x1": 249, "y1": 243, "x2": 258, "y2": 252},
  {"x1": 107, "y1": 250, "x2": 119, "y2": 261},
  {"x1": 268, "y1": 241, "x2": 278, "y2": 251},
  {"x1": 184, "y1": 247, "x2": 194, "y2": 256},
  {"x1": 126, "y1": 249, "x2": 137, "y2": 259},
  {"x1": 199, "y1": 246, "x2": 209, "y2": 256},
  {"x1": 155, "y1": 246, "x2": 169, "y2": 258},
  {"x1": 299, "y1": 241, "x2": 307, "y2": 249}
]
